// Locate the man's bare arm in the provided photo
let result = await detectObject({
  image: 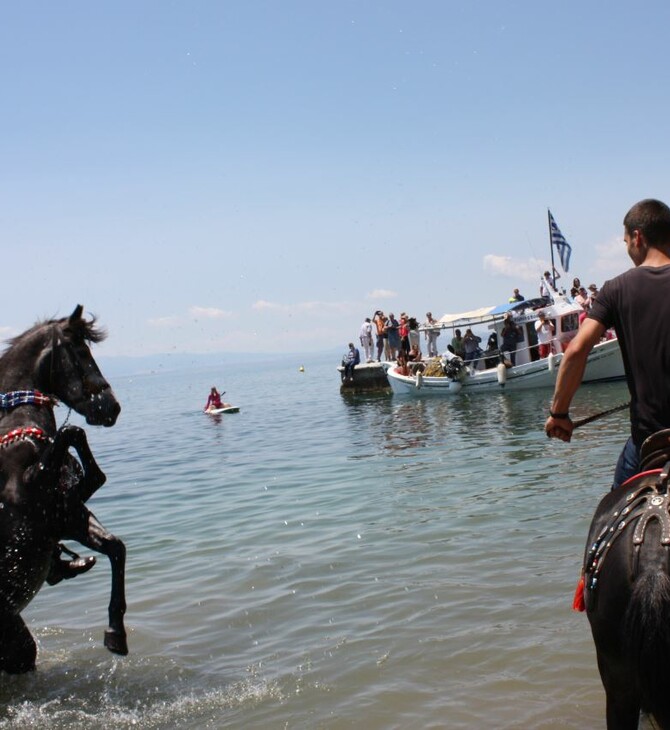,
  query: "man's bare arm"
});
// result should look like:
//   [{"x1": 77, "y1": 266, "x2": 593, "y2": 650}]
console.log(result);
[{"x1": 545, "y1": 318, "x2": 607, "y2": 441}]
